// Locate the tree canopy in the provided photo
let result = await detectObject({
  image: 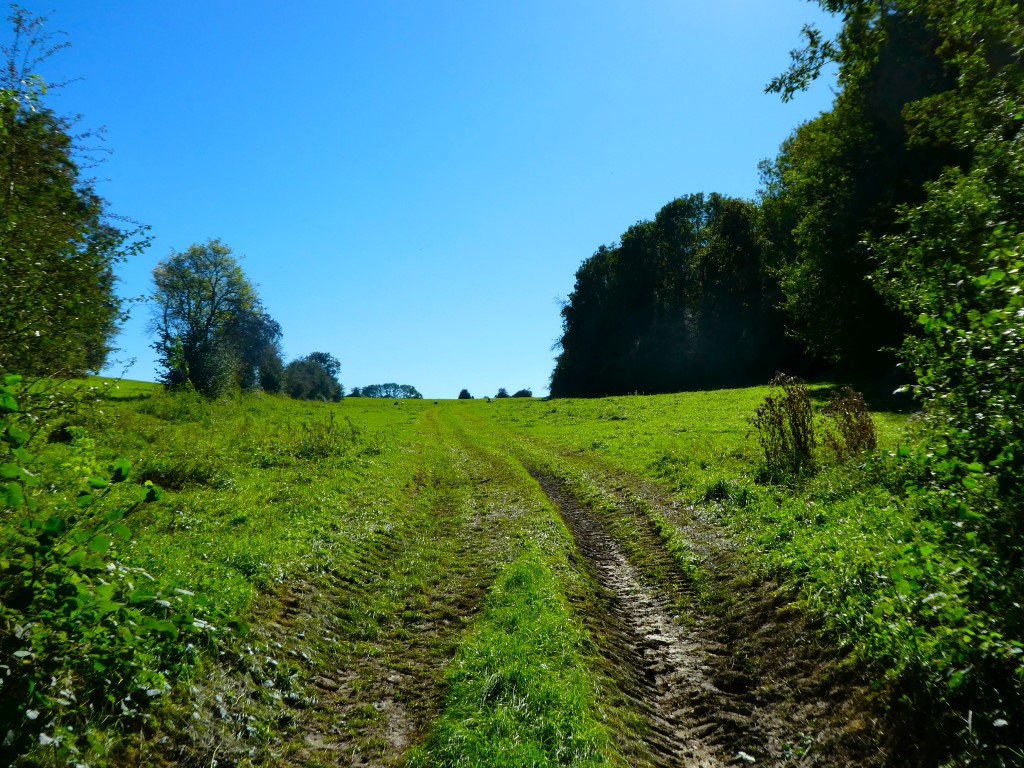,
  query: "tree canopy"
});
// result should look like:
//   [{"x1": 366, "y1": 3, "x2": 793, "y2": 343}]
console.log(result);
[
  {"x1": 360, "y1": 383, "x2": 423, "y2": 399},
  {"x1": 551, "y1": 193, "x2": 800, "y2": 397},
  {"x1": 150, "y1": 240, "x2": 281, "y2": 396},
  {"x1": 0, "y1": 7, "x2": 148, "y2": 377},
  {"x1": 284, "y1": 352, "x2": 343, "y2": 402}
]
